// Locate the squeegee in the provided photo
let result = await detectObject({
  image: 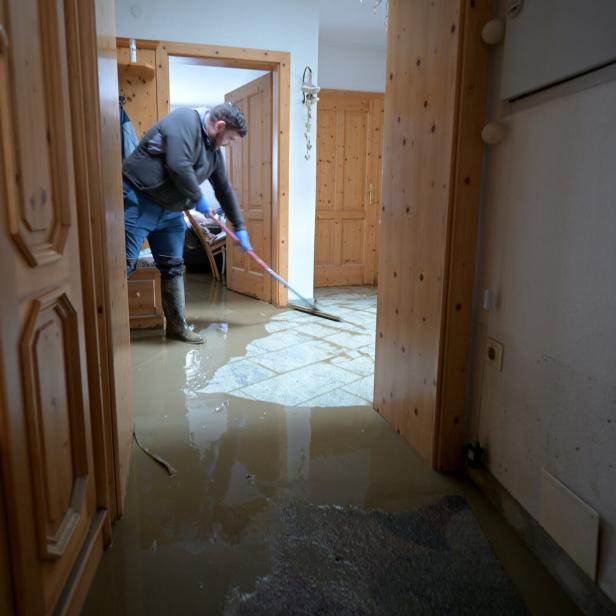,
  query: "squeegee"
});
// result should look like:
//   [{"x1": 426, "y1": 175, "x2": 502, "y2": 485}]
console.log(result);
[{"x1": 206, "y1": 214, "x2": 342, "y2": 323}]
